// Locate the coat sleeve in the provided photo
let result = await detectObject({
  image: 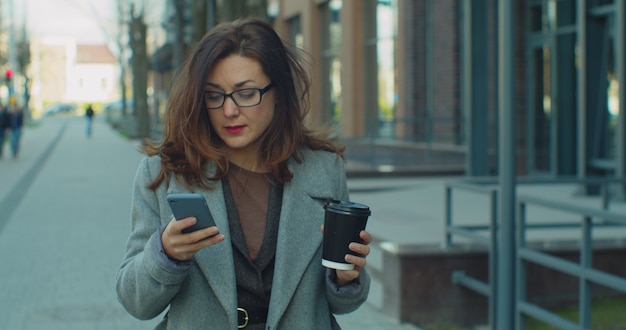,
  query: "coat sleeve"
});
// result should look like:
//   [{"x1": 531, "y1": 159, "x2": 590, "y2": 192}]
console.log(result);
[
  {"x1": 324, "y1": 156, "x2": 371, "y2": 314},
  {"x1": 115, "y1": 157, "x2": 191, "y2": 320},
  {"x1": 326, "y1": 268, "x2": 371, "y2": 314}
]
